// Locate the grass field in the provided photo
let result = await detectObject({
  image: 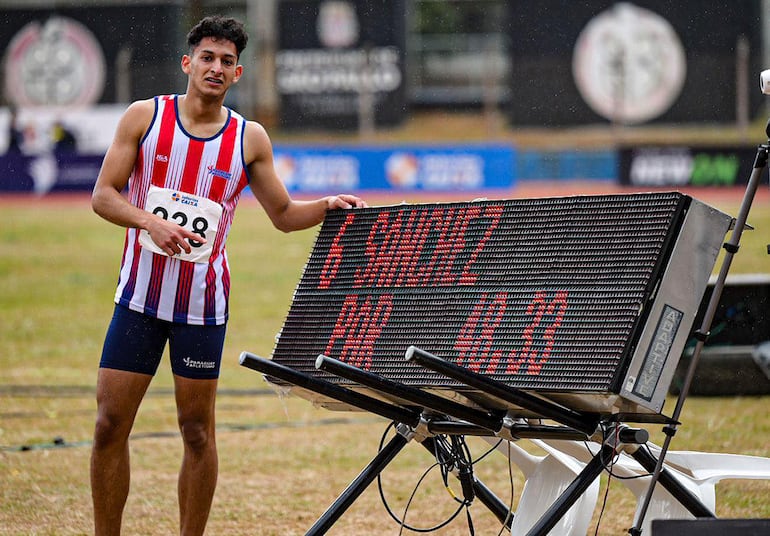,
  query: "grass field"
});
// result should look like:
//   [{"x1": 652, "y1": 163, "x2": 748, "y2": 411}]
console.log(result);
[{"x1": 2, "y1": 186, "x2": 770, "y2": 535}]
